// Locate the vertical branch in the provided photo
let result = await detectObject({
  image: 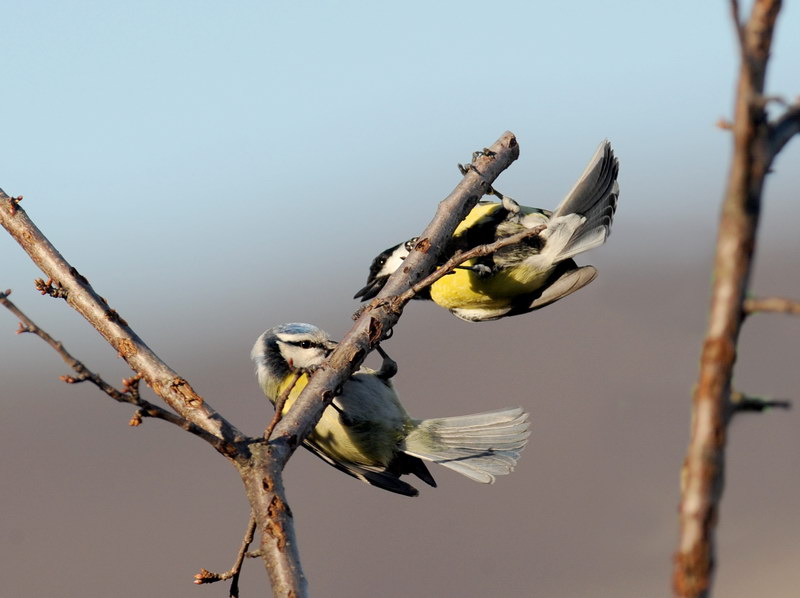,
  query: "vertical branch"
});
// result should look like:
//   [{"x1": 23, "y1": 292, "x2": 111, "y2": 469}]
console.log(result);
[{"x1": 673, "y1": 2, "x2": 784, "y2": 597}]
